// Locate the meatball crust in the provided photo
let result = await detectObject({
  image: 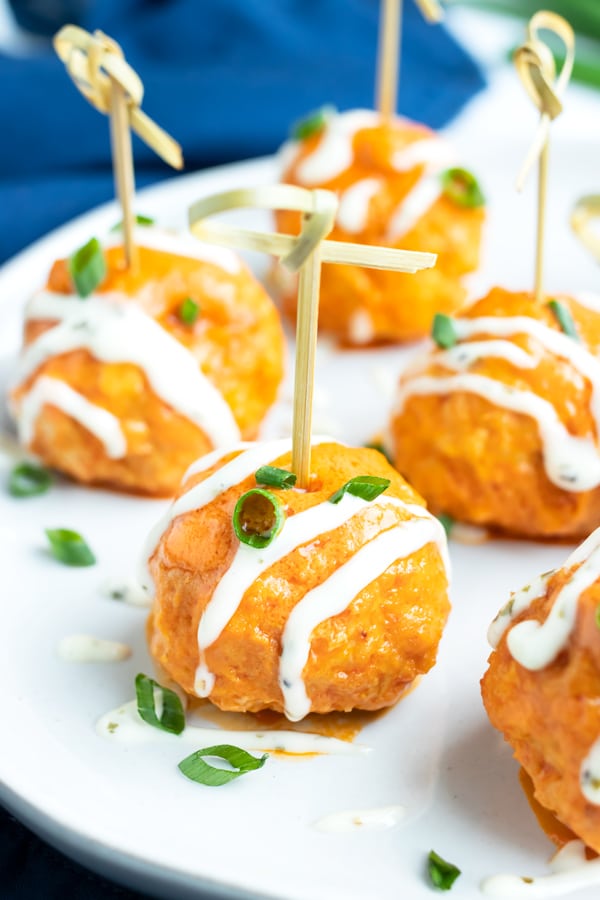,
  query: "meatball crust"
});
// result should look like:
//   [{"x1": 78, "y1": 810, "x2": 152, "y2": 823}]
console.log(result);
[
  {"x1": 12, "y1": 241, "x2": 285, "y2": 496},
  {"x1": 276, "y1": 112, "x2": 484, "y2": 344},
  {"x1": 482, "y1": 562, "x2": 600, "y2": 853},
  {"x1": 148, "y1": 443, "x2": 450, "y2": 717},
  {"x1": 389, "y1": 287, "x2": 600, "y2": 539}
]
